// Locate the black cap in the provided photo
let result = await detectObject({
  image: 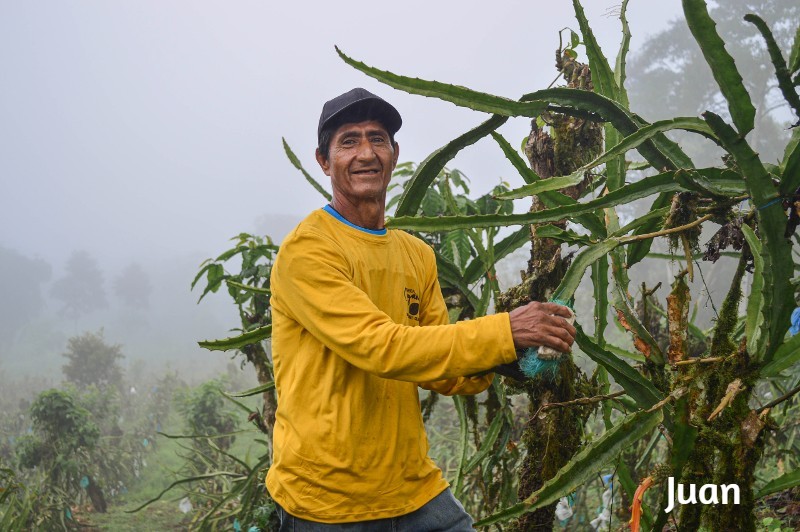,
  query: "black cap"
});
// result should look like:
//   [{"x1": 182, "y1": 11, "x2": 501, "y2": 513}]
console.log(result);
[{"x1": 317, "y1": 88, "x2": 402, "y2": 144}]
